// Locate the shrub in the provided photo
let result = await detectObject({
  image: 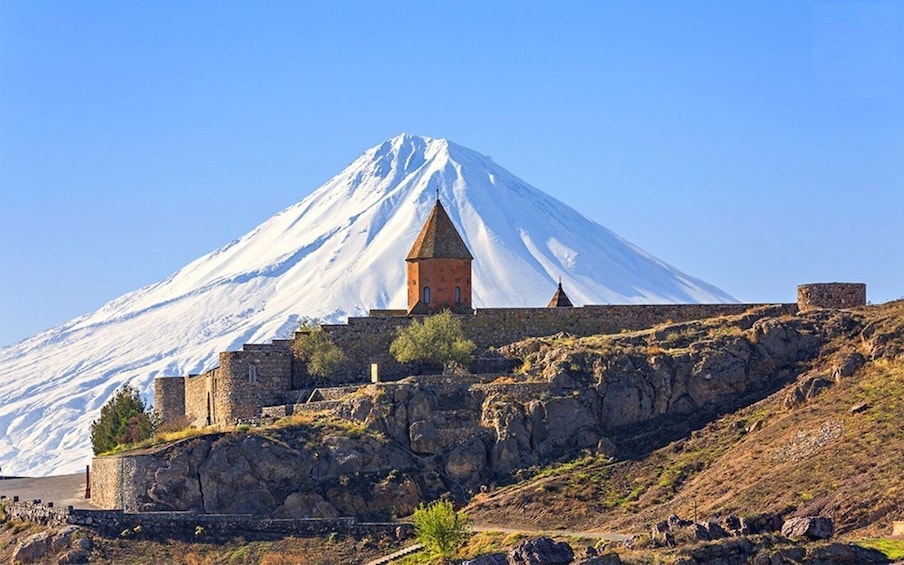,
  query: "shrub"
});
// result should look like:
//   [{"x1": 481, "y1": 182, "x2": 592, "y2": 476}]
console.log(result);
[
  {"x1": 292, "y1": 319, "x2": 346, "y2": 381},
  {"x1": 390, "y1": 310, "x2": 475, "y2": 373},
  {"x1": 90, "y1": 384, "x2": 158, "y2": 455},
  {"x1": 412, "y1": 499, "x2": 471, "y2": 559}
]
